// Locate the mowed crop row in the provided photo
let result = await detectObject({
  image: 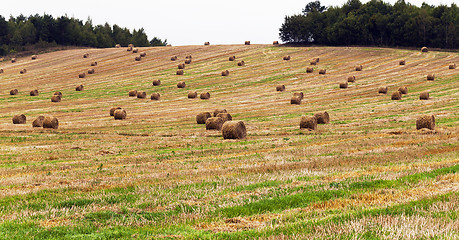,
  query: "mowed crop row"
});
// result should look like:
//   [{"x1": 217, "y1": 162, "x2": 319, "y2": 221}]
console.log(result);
[{"x1": 0, "y1": 45, "x2": 458, "y2": 239}]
